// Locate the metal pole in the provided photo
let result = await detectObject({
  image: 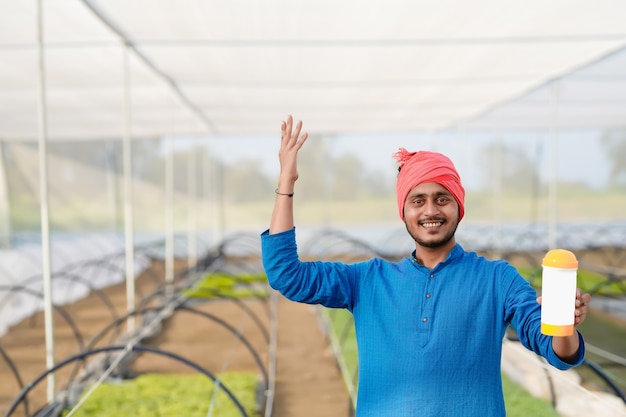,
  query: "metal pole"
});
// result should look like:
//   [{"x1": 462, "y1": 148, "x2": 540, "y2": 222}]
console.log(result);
[
  {"x1": 165, "y1": 139, "x2": 174, "y2": 287},
  {"x1": 187, "y1": 140, "x2": 198, "y2": 271},
  {"x1": 201, "y1": 144, "x2": 213, "y2": 249},
  {"x1": 122, "y1": 45, "x2": 136, "y2": 333},
  {"x1": 35, "y1": 0, "x2": 56, "y2": 400},
  {"x1": 323, "y1": 135, "x2": 332, "y2": 228},
  {"x1": 105, "y1": 141, "x2": 119, "y2": 234},
  {"x1": 0, "y1": 141, "x2": 12, "y2": 248},
  {"x1": 492, "y1": 132, "x2": 502, "y2": 259},
  {"x1": 214, "y1": 138, "x2": 225, "y2": 246},
  {"x1": 549, "y1": 81, "x2": 559, "y2": 249}
]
